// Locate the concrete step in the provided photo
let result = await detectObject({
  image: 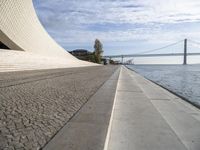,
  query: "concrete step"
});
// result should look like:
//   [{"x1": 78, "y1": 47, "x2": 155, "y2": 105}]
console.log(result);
[{"x1": 0, "y1": 50, "x2": 95, "y2": 72}]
